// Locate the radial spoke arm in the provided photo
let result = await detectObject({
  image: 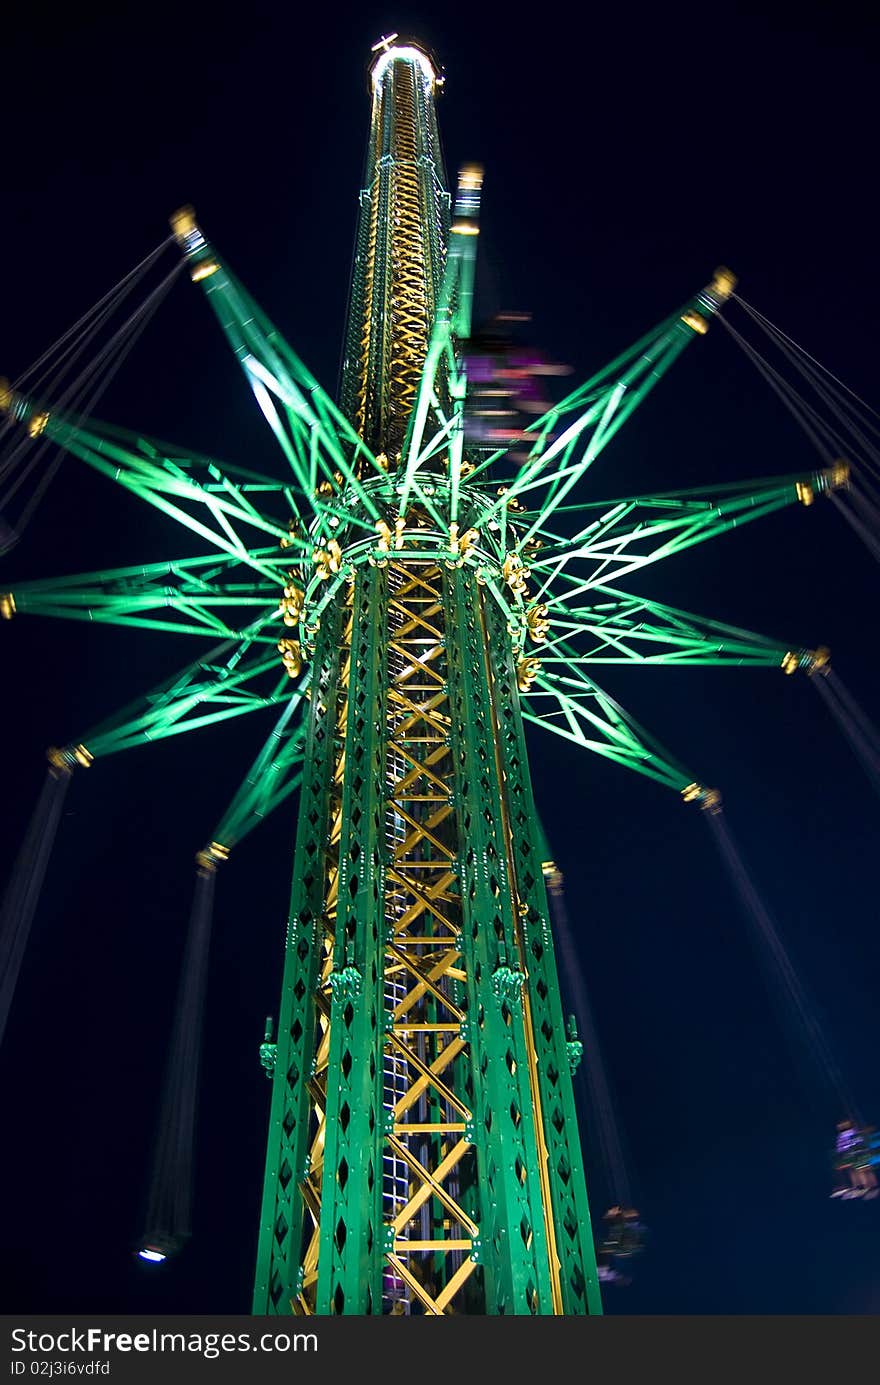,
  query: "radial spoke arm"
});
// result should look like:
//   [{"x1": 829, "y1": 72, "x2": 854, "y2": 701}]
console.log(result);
[
  {"x1": 533, "y1": 585, "x2": 810, "y2": 668},
  {"x1": 3, "y1": 553, "x2": 277, "y2": 638},
  {"x1": 0, "y1": 387, "x2": 303, "y2": 577},
  {"x1": 169, "y1": 208, "x2": 387, "y2": 538},
  {"x1": 527, "y1": 465, "x2": 849, "y2": 601},
  {"x1": 61, "y1": 618, "x2": 288, "y2": 759},
  {"x1": 211, "y1": 686, "x2": 310, "y2": 849},
  {"x1": 399, "y1": 166, "x2": 483, "y2": 524},
  {"x1": 469, "y1": 268, "x2": 739, "y2": 539},
  {"x1": 523, "y1": 654, "x2": 695, "y2": 792}
]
